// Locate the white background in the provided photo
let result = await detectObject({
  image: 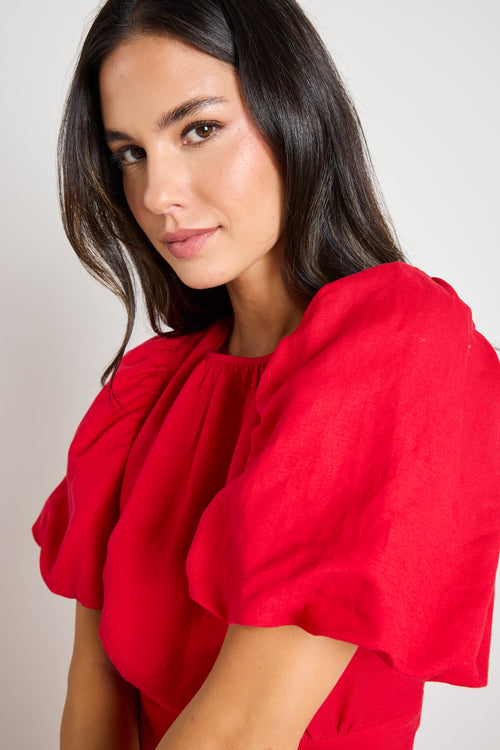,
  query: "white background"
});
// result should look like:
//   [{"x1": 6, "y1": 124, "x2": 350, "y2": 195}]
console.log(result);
[{"x1": 1, "y1": 0, "x2": 499, "y2": 747}]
